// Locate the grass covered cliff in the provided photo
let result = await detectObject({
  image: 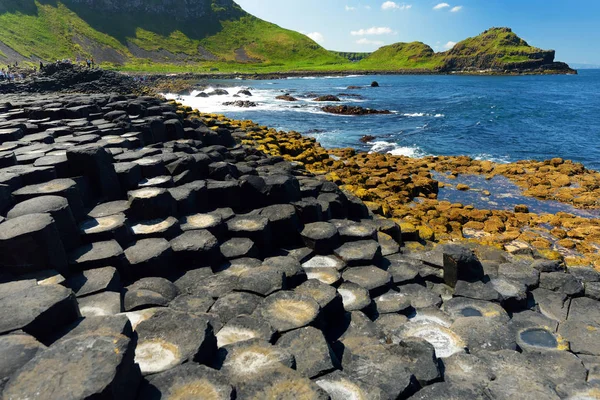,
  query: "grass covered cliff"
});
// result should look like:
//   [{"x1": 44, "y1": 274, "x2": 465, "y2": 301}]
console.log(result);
[{"x1": 0, "y1": 1, "x2": 574, "y2": 74}]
